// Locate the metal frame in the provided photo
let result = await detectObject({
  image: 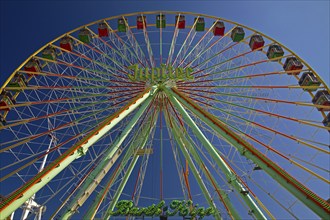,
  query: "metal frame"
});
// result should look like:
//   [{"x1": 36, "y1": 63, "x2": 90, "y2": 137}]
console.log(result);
[
  {"x1": 0, "y1": 87, "x2": 157, "y2": 218},
  {"x1": 167, "y1": 87, "x2": 330, "y2": 219}
]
